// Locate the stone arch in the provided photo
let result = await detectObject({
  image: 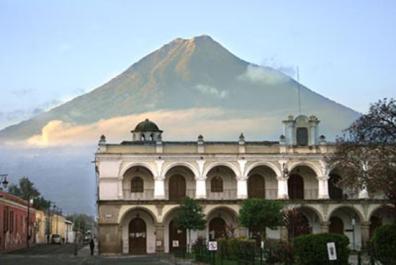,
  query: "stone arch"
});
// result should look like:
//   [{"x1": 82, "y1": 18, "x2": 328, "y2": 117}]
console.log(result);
[
  {"x1": 120, "y1": 162, "x2": 156, "y2": 179},
  {"x1": 162, "y1": 162, "x2": 199, "y2": 179},
  {"x1": 289, "y1": 161, "x2": 323, "y2": 177},
  {"x1": 118, "y1": 206, "x2": 157, "y2": 254},
  {"x1": 327, "y1": 205, "x2": 365, "y2": 223},
  {"x1": 203, "y1": 162, "x2": 240, "y2": 179},
  {"x1": 205, "y1": 206, "x2": 239, "y2": 220},
  {"x1": 122, "y1": 165, "x2": 155, "y2": 199},
  {"x1": 245, "y1": 161, "x2": 282, "y2": 177},
  {"x1": 367, "y1": 204, "x2": 395, "y2": 220},
  {"x1": 205, "y1": 206, "x2": 240, "y2": 239},
  {"x1": 291, "y1": 205, "x2": 325, "y2": 223},
  {"x1": 118, "y1": 206, "x2": 157, "y2": 224}
]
